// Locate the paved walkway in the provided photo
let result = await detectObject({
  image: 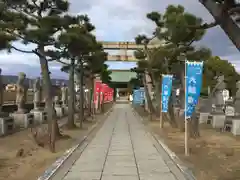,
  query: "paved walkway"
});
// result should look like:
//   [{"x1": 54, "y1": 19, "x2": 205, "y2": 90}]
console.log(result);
[{"x1": 62, "y1": 104, "x2": 186, "y2": 180}]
